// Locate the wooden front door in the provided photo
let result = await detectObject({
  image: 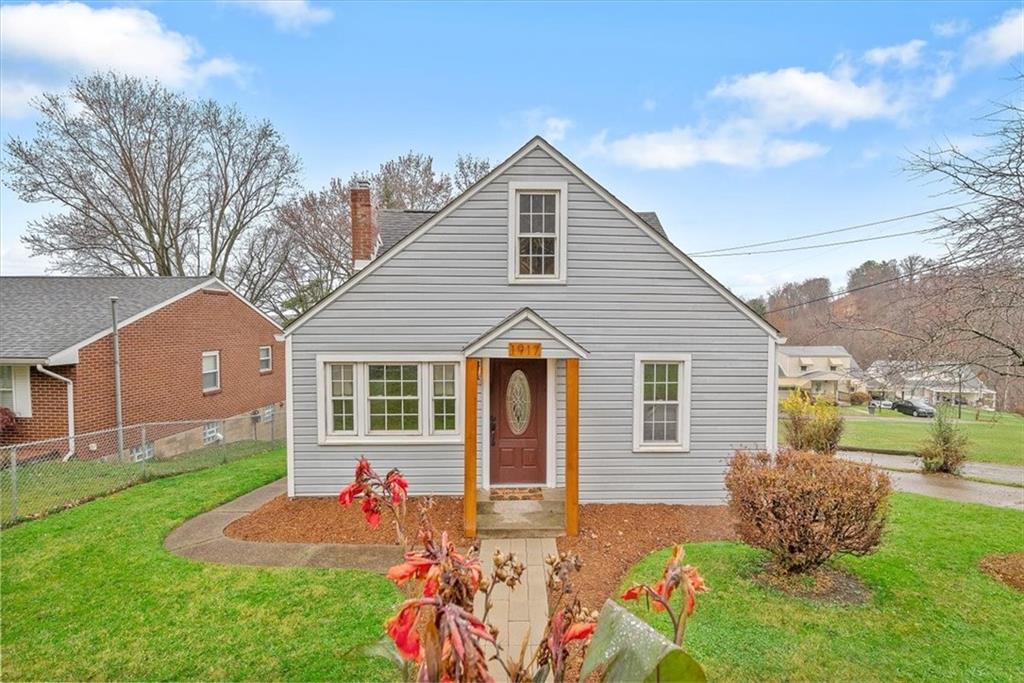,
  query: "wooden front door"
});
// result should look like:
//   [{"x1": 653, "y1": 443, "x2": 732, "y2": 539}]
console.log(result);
[{"x1": 490, "y1": 359, "x2": 546, "y2": 485}]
